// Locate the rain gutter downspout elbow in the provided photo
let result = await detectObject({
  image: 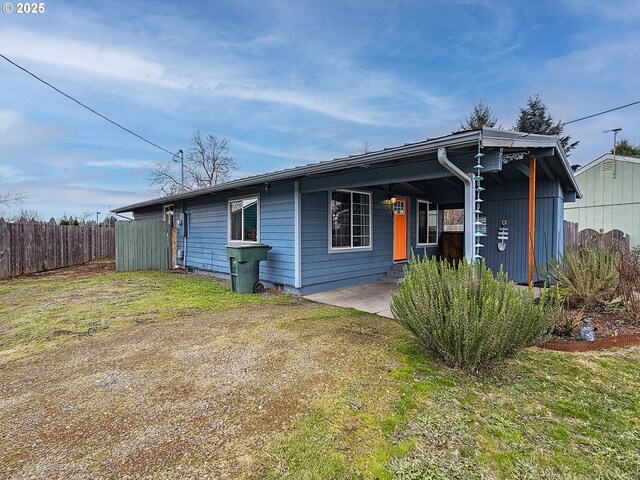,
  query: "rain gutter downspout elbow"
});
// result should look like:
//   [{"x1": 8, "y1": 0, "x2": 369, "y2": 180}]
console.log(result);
[
  {"x1": 437, "y1": 147, "x2": 474, "y2": 263},
  {"x1": 437, "y1": 147, "x2": 470, "y2": 186}
]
